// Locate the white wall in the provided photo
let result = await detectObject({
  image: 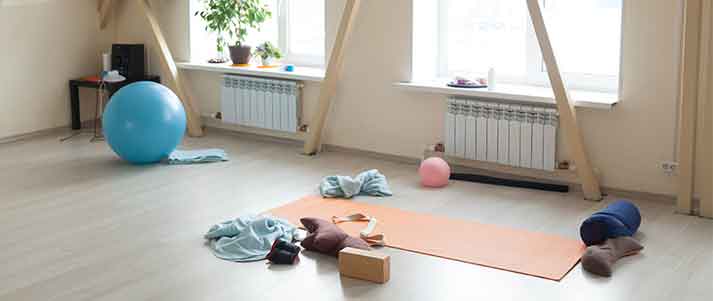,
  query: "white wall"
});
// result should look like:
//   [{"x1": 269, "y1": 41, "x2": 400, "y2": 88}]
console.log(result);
[
  {"x1": 115, "y1": 0, "x2": 683, "y2": 197},
  {"x1": 0, "y1": 0, "x2": 112, "y2": 138}
]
